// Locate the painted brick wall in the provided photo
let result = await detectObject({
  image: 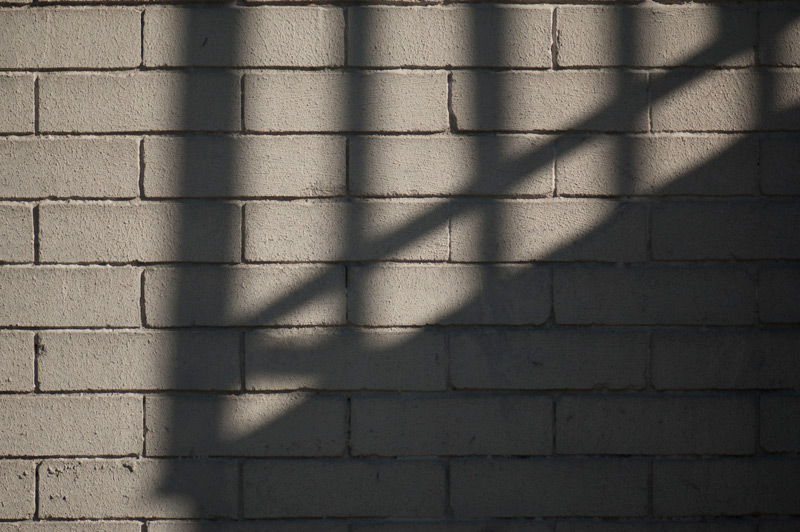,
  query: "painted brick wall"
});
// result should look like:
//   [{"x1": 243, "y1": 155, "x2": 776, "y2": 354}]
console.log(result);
[{"x1": 1, "y1": 1, "x2": 799, "y2": 531}]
